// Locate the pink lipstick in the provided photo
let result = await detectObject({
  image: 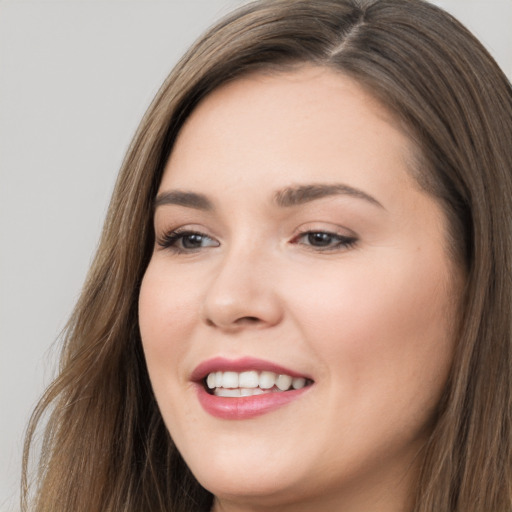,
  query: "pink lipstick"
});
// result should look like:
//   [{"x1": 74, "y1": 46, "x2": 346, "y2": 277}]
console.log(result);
[{"x1": 191, "y1": 357, "x2": 313, "y2": 420}]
